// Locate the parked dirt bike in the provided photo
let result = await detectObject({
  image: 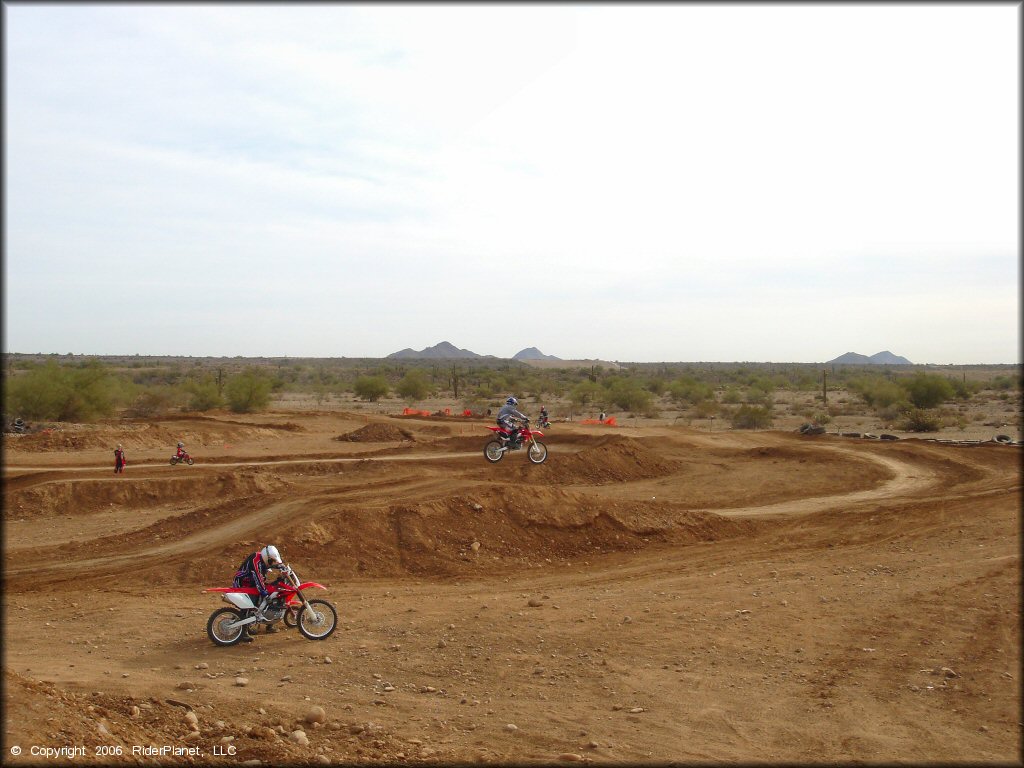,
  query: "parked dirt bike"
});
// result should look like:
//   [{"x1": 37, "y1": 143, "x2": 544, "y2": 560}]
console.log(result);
[
  {"x1": 203, "y1": 563, "x2": 337, "y2": 646},
  {"x1": 169, "y1": 452, "x2": 194, "y2": 466},
  {"x1": 484, "y1": 422, "x2": 548, "y2": 464}
]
